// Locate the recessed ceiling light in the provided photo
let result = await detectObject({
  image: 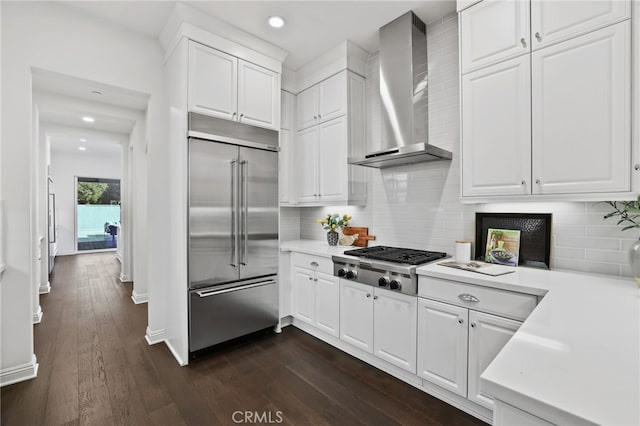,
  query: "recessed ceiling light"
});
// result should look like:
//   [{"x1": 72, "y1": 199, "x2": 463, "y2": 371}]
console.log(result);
[
  {"x1": 82, "y1": 116, "x2": 95, "y2": 123},
  {"x1": 268, "y1": 16, "x2": 285, "y2": 28},
  {"x1": 80, "y1": 138, "x2": 87, "y2": 142},
  {"x1": 78, "y1": 146, "x2": 87, "y2": 151}
]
